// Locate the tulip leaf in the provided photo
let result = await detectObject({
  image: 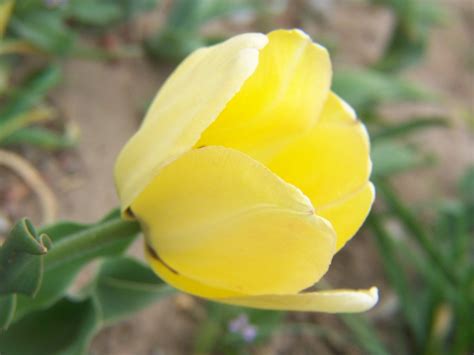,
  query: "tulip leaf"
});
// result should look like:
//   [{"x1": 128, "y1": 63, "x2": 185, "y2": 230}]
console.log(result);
[
  {"x1": 1, "y1": 126, "x2": 78, "y2": 150},
  {"x1": 13, "y1": 210, "x2": 140, "y2": 321},
  {"x1": 371, "y1": 0, "x2": 444, "y2": 71},
  {"x1": 0, "y1": 297, "x2": 99, "y2": 355},
  {"x1": 0, "y1": 218, "x2": 51, "y2": 297},
  {"x1": 0, "y1": 65, "x2": 60, "y2": 125},
  {"x1": 371, "y1": 117, "x2": 448, "y2": 142},
  {"x1": 67, "y1": 0, "x2": 122, "y2": 26},
  {"x1": 0, "y1": 257, "x2": 173, "y2": 354},
  {"x1": 332, "y1": 69, "x2": 432, "y2": 116},
  {"x1": 91, "y1": 256, "x2": 174, "y2": 323},
  {"x1": 371, "y1": 141, "x2": 431, "y2": 177},
  {"x1": 9, "y1": 10, "x2": 76, "y2": 55},
  {"x1": 340, "y1": 313, "x2": 391, "y2": 355},
  {"x1": 459, "y1": 166, "x2": 474, "y2": 207},
  {"x1": 145, "y1": 0, "x2": 255, "y2": 61},
  {"x1": 0, "y1": 294, "x2": 16, "y2": 331}
]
